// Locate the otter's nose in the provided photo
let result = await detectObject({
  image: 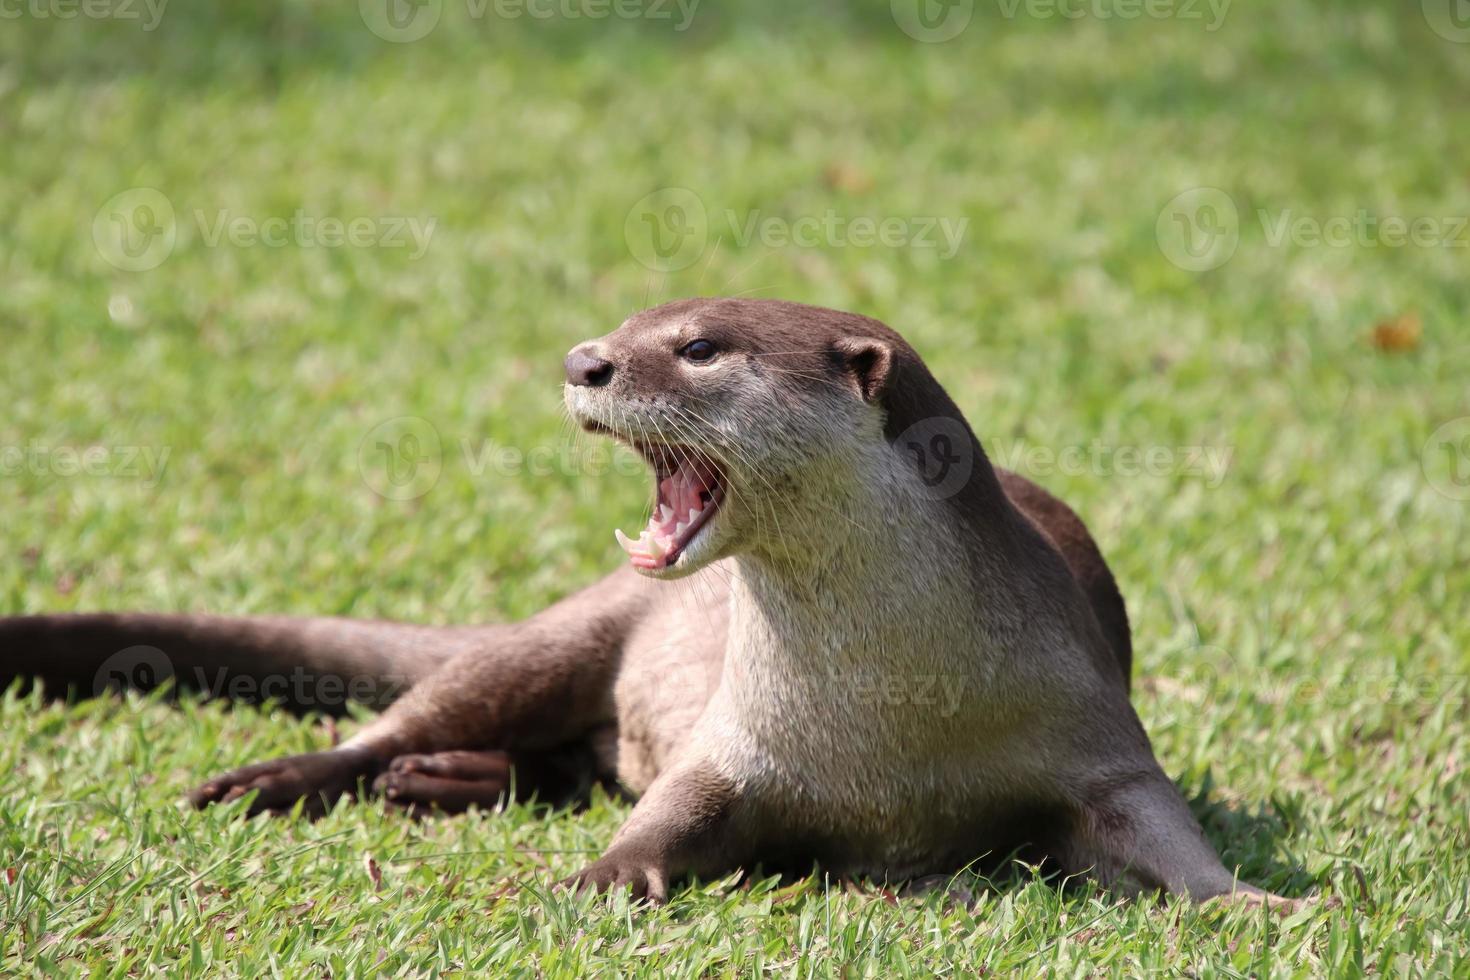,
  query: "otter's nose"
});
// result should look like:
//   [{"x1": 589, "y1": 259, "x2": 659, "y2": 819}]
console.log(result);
[{"x1": 564, "y1": 346, "x2": 614, "y2": 387}]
